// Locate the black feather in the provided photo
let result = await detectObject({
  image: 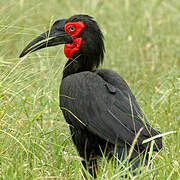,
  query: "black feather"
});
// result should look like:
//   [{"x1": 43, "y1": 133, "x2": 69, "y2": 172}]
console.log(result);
[{"x1": 59, "y1": 15, "x2": 162, "y2": 177}]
